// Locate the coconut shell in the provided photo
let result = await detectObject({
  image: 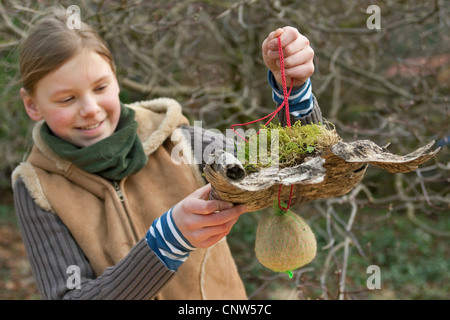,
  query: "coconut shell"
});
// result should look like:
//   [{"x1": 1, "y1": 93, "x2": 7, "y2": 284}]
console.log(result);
[{"x1": 255, "y1": 210, "x2": 317, "y2": 274}]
